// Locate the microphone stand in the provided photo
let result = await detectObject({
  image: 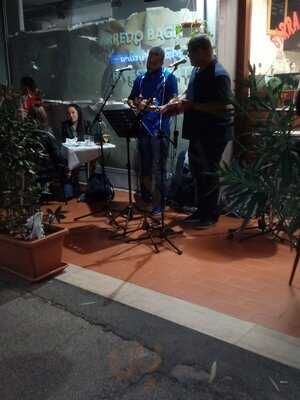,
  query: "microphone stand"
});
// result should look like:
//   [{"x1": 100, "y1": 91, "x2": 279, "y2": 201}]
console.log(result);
[
  {"x1": 74, "y1": 70, "x2": 124, "y2": 228},
  {"x1": 112, "y1": 94, "x2": 159, "y2": 238}
]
